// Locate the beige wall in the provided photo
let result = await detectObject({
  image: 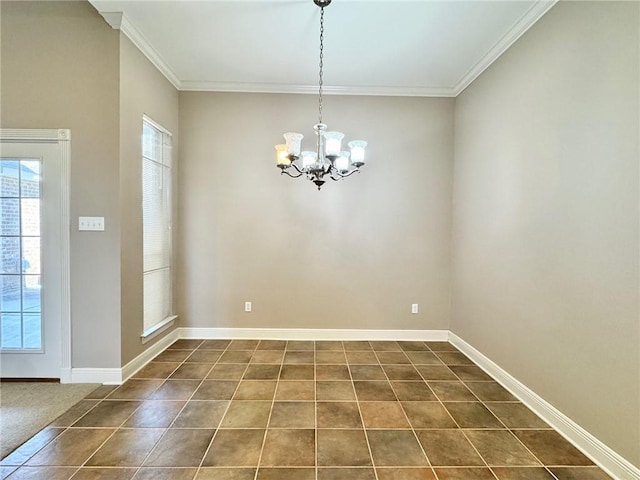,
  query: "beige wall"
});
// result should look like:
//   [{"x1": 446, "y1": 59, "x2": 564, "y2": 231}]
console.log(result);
[
  {"x1": 451, "y1": 1, "x2": 639, "y2": 466},
  {"x1": 178, "y1": 93, "x2": 454, "y2": 332},
  {"x1": 1, "y1": 1, "x2": 122, "y2": 368},
  {"x1": 0, "y1": 1, "x2": 181, "y2": 369},
  {"x1": 119, "y1": 35, "x2": 179, "y2": 365},
  {"x1": 3, "y1": 3, "x2": 638, "y2": 466}
]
